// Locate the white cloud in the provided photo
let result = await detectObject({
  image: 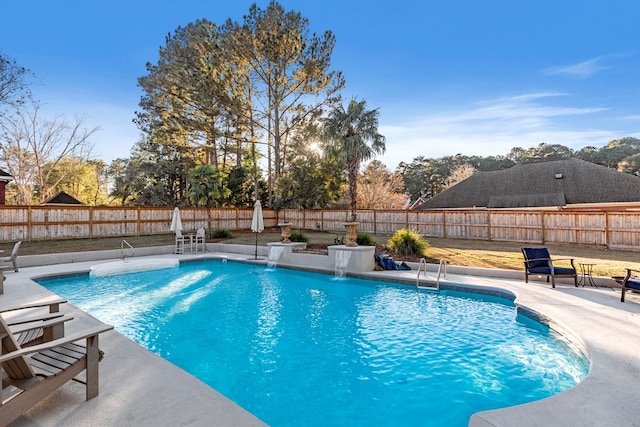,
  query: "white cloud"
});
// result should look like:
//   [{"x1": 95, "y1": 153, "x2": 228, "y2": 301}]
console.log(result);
[
  {"x1": 376, "y1": 92, "x2": 619, "y2": 169},
  {"x1": 542, "y1": 56, "x2": 609, "y2": 78},
  {"x1": 424, "y1": 92, "x2": 606, "y2": 125}
]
